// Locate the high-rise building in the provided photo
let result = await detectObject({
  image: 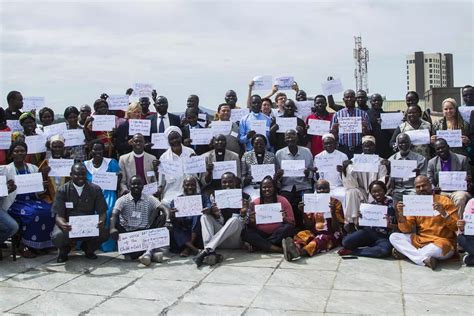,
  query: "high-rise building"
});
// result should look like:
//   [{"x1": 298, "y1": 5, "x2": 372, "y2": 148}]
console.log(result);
[{"x1": 406, "y1": 52, "x2": 453, "y2": 97}]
